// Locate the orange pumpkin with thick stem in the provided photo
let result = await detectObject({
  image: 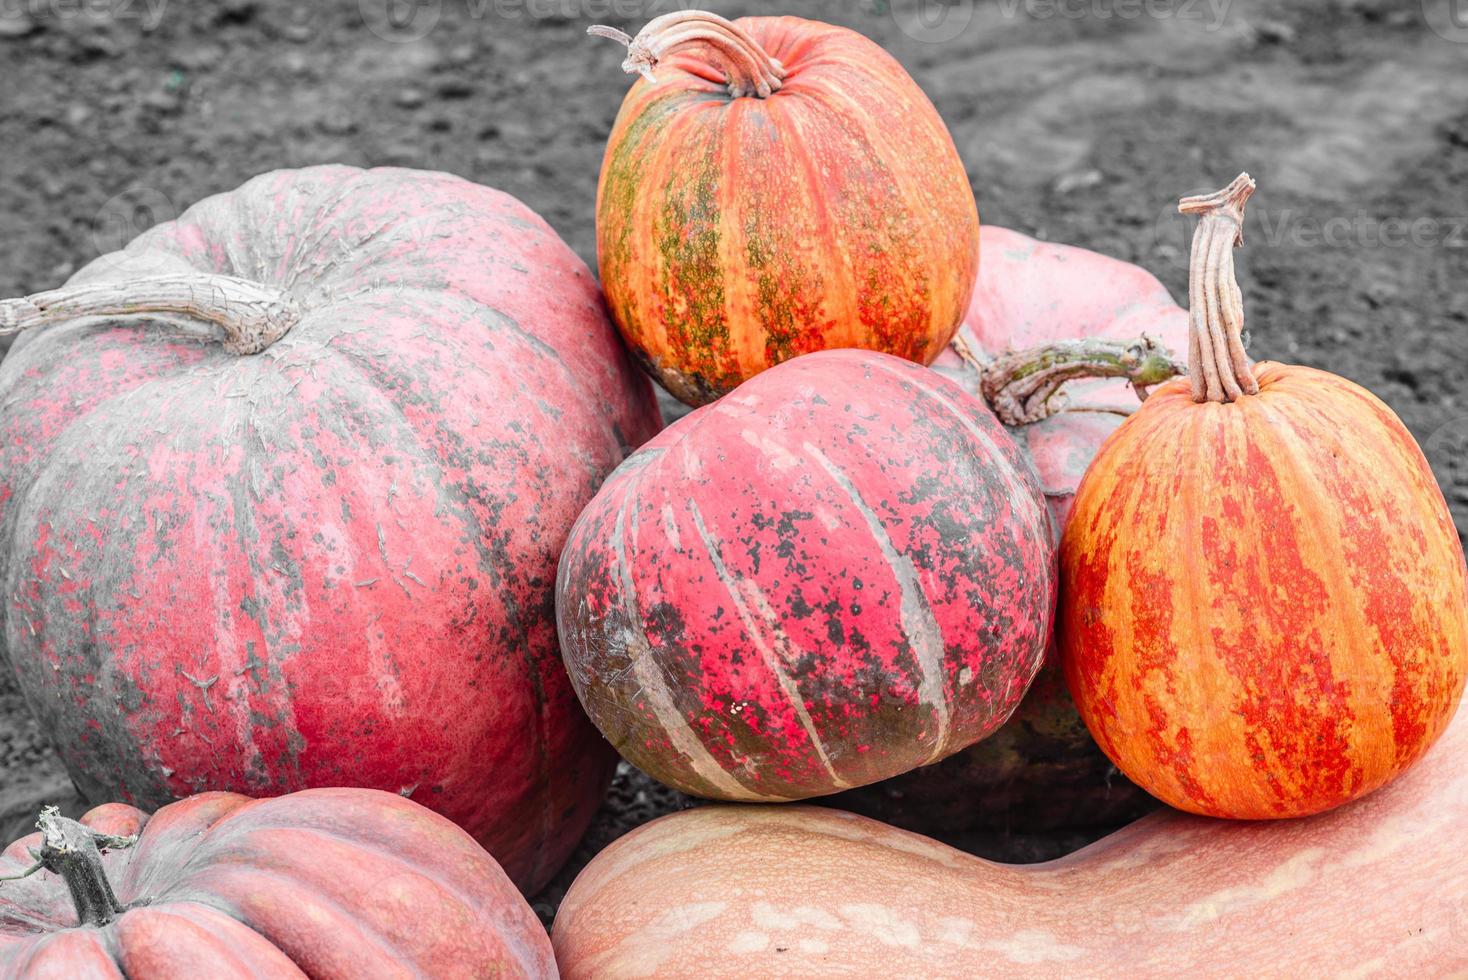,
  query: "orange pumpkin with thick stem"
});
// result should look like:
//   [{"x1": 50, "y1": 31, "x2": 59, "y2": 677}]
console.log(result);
[
  {"x1": 590, "y1": 11, "x2": 980, "y2": 405},
  {"x1": 1061, "y1": 174, "x2": 1468, "y2": 819}
]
